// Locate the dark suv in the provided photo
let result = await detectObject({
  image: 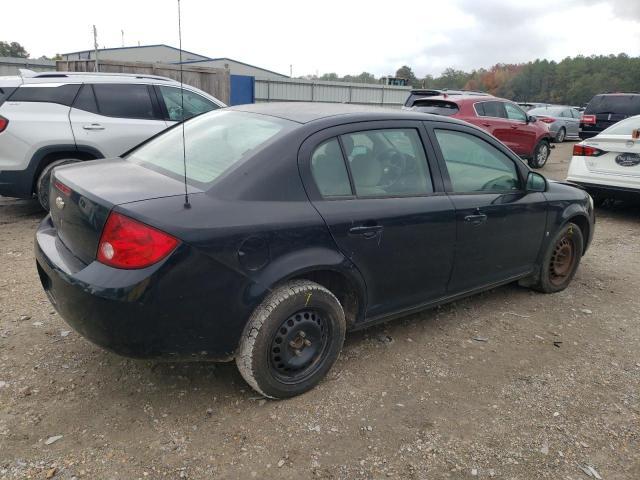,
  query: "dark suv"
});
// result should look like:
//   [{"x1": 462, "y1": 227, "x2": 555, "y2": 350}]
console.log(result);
[{"x1": 579, "y1": 93, "x2": 640, "y2": 139}]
